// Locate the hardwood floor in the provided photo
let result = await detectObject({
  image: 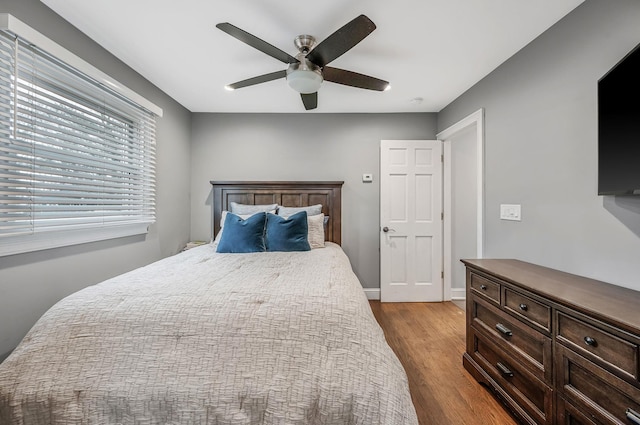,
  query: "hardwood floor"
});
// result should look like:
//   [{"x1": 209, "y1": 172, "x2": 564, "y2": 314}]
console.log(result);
[{"x1": 369, "y1": 301, "x2": 520, "y2": 425}]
